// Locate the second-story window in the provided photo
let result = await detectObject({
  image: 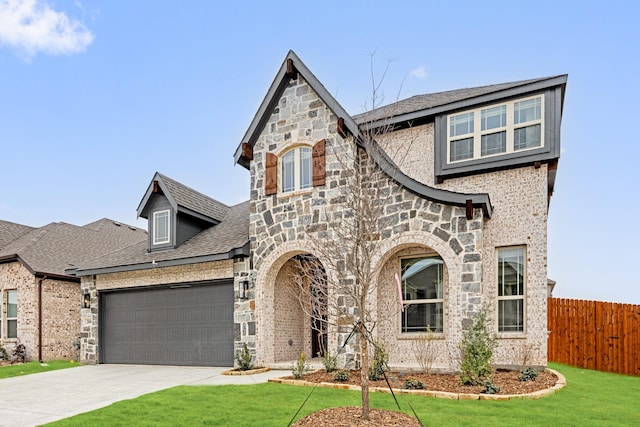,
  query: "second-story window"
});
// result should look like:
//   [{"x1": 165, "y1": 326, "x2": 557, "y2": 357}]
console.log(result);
[
  {"x1": 153, "y1": 210, "x2": 170, "y2": 245},
  {"x1": 281, "y1": 146, "x2": 312, "y2": 193}
]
